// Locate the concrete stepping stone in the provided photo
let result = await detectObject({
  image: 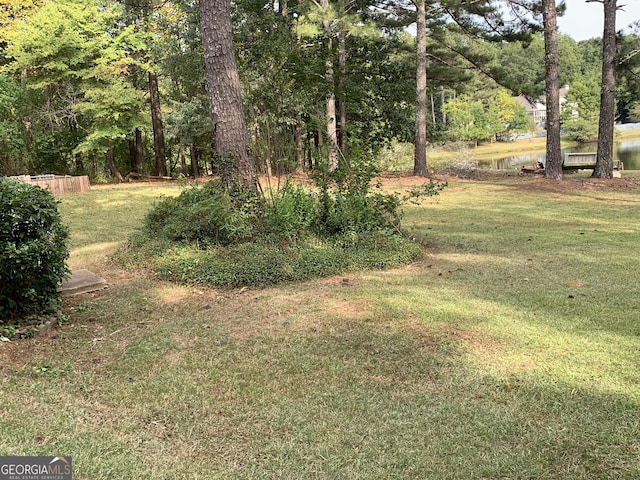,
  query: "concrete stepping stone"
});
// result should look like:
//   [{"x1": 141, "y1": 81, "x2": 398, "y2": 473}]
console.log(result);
[{"x1": 59, "y1": 269, "x2": 107, "y2": 296}]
